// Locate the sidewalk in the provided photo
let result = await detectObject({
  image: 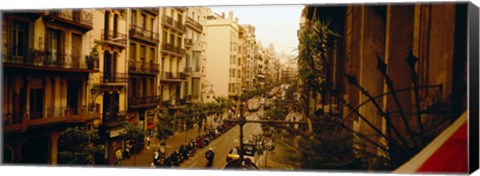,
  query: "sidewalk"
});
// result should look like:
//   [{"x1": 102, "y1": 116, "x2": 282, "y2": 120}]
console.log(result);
[{"x1": 121, "y1": 113, "x2": 226, "y2": 167}]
